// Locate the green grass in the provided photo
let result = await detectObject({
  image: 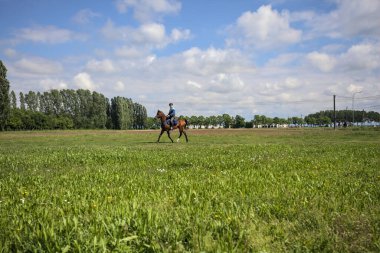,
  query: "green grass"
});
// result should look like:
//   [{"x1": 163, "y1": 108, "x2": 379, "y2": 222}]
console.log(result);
[{"x1": 0, "y1": 128, "x2": 379, "y2": 252}]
